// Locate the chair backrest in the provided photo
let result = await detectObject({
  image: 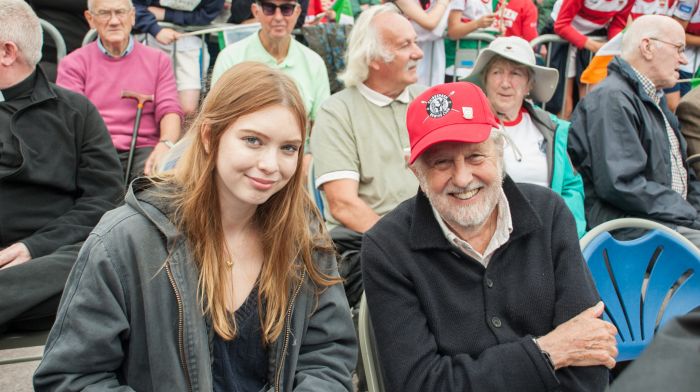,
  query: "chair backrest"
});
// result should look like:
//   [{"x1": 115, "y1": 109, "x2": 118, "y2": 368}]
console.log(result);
[
  {"x1": 580, "y1": 218, "x2": 700, "y2": 361},
  {"x1": 218, "y1": 23, "x2": 261, "y2": 49},
  {"x1": 359, "y1": 293, "x2": 386, "y2": 392},
  {"x1": 452, "y1": 32, "x2": 496, "y2": 81},
  {"x1": 39, "y1": 18, "x2": 67, "y2": 61}
]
